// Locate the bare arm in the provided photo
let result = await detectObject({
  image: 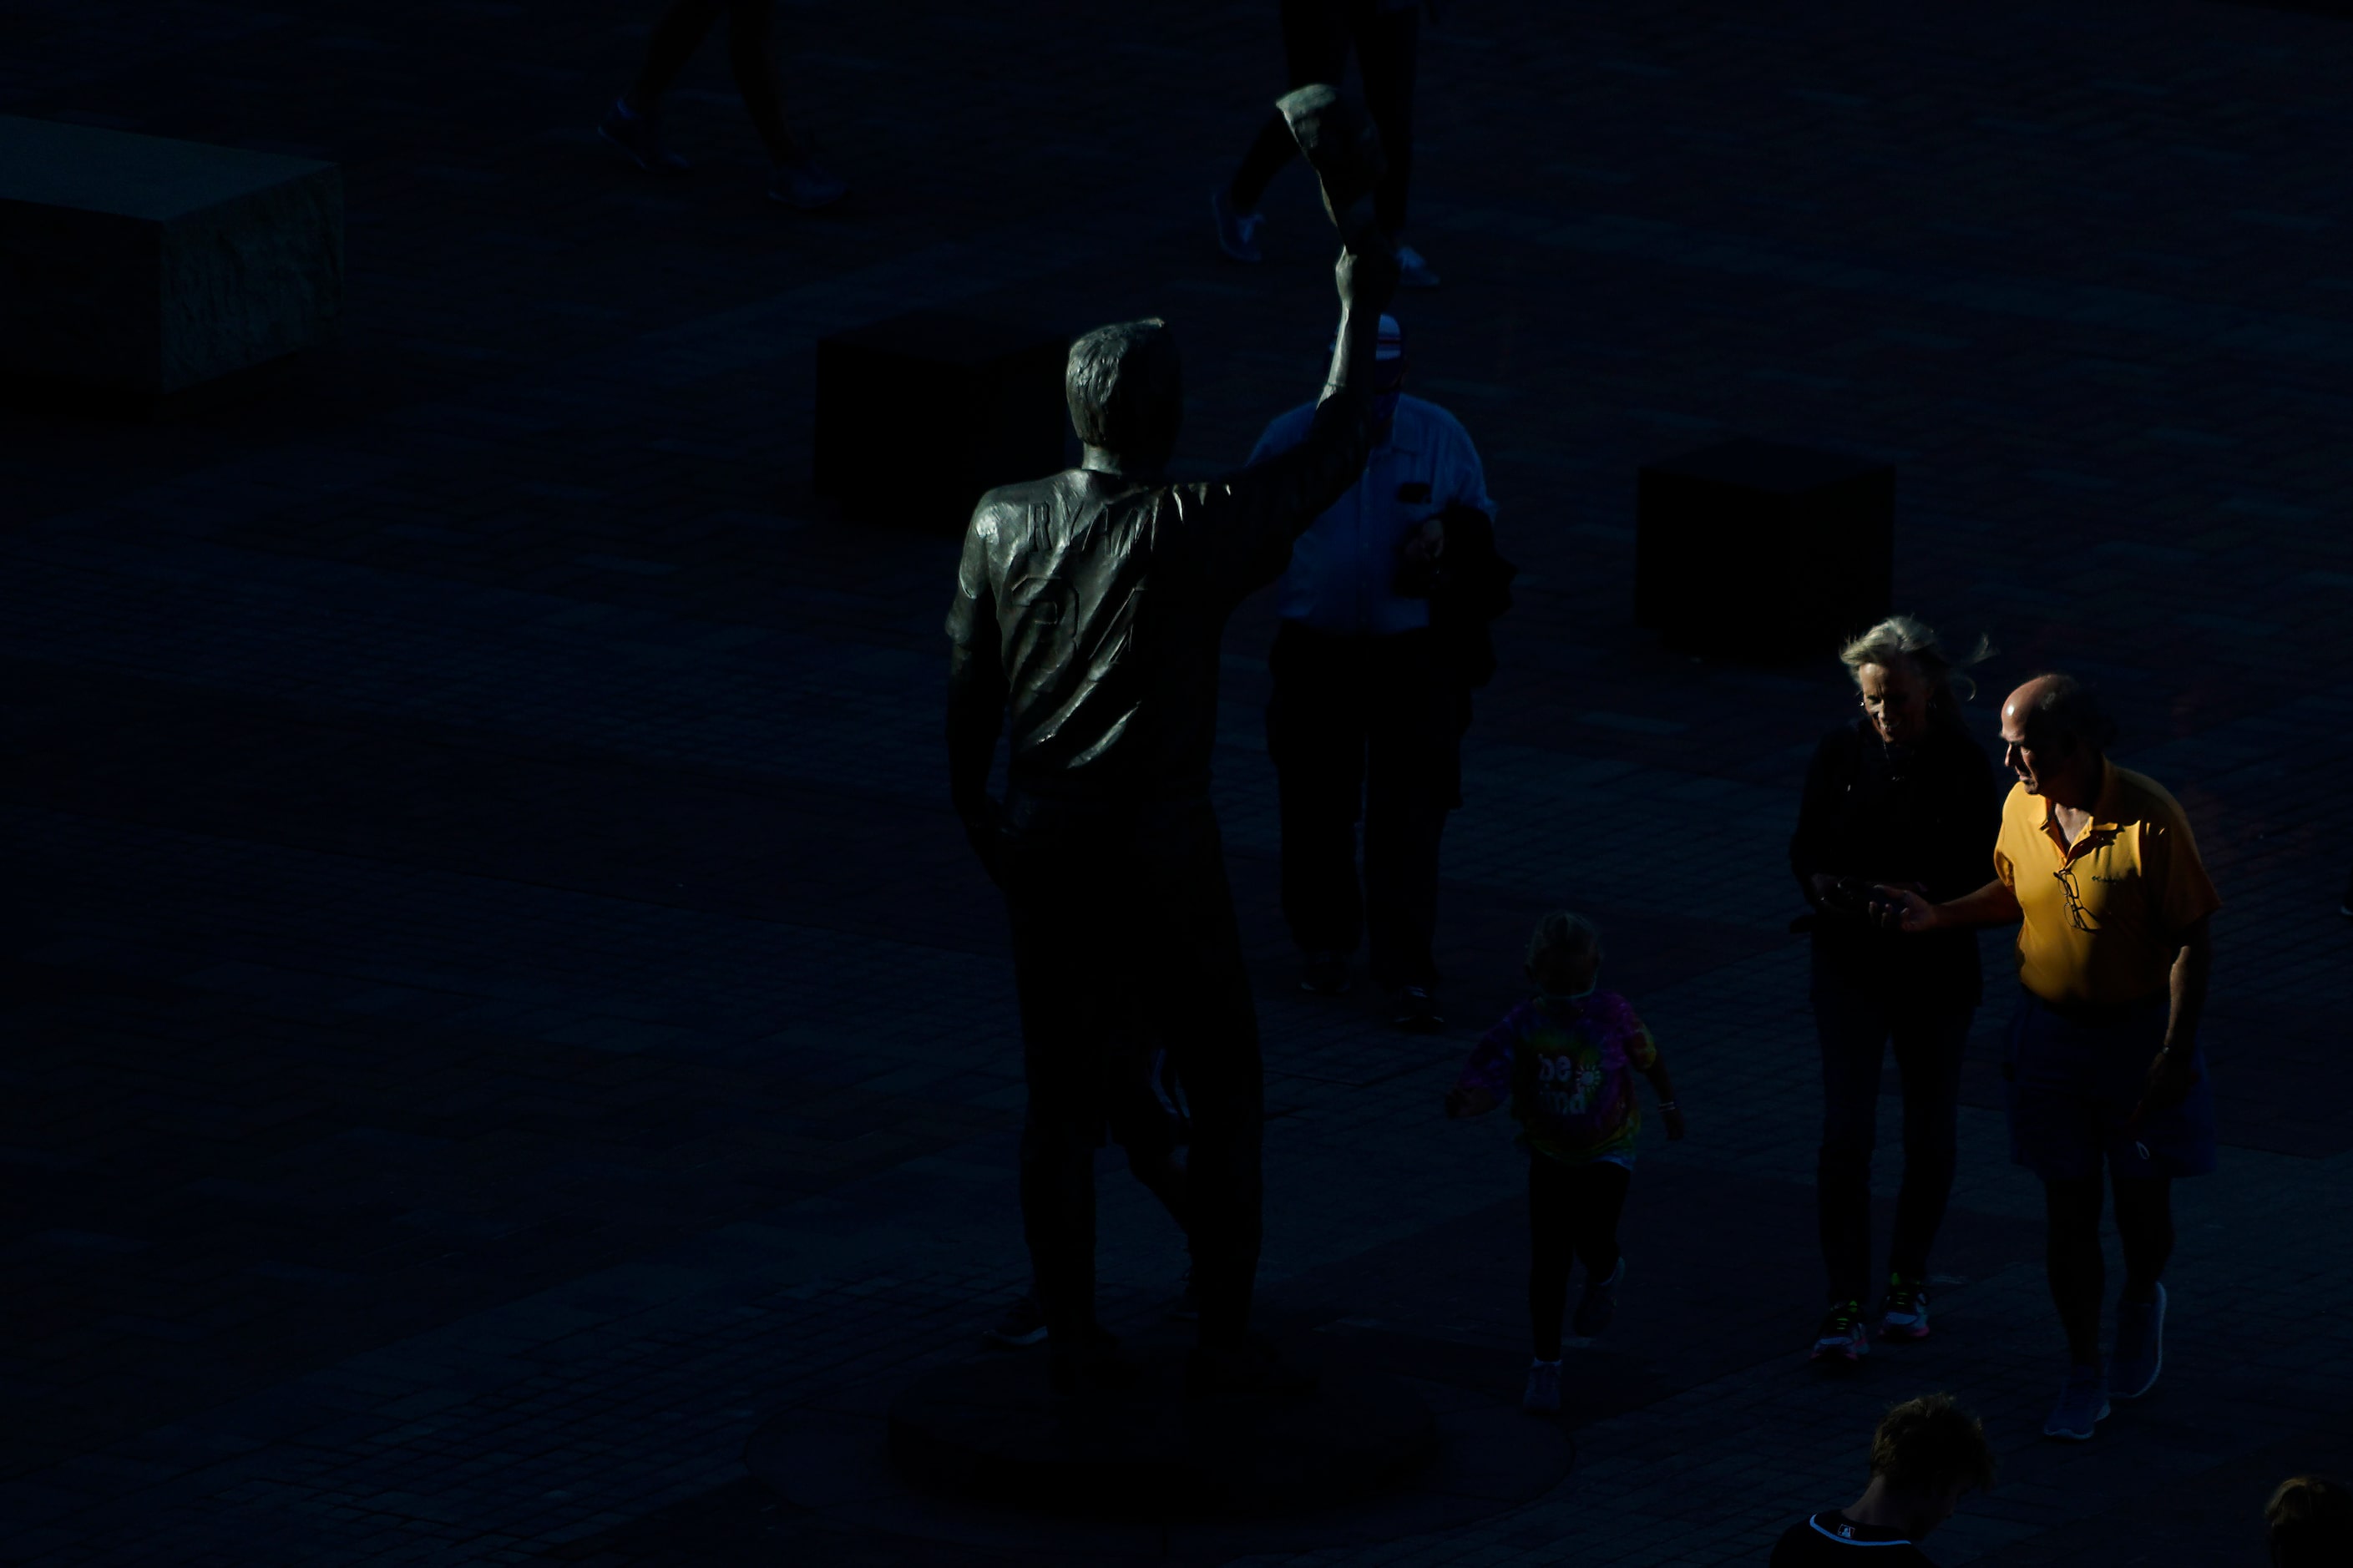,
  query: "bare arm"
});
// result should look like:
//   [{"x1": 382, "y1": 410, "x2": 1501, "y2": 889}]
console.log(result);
[
  {"x1": 2163, "y1": 914, "x2": 2211, "y2": 1054},
  {"x1": 1870, "y1": 878, "x2": 2022, "y2": 933},
  {"x1": 1641, "y1": 1056, "x2": 1685, "y2": 1141},
  {"x1": 2137, "y1": 915, "x2": 2213, "y2": 1116}
]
